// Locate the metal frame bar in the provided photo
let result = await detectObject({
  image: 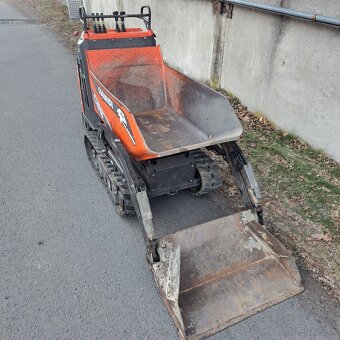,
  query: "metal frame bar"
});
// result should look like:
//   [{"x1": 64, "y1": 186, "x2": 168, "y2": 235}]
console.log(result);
[
  {"x1": 221, "y1": 0, "x2": 340, "y2": 27},
  {"x1": 79, "y1": 5, "x2": 152, "y2": 32}
]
